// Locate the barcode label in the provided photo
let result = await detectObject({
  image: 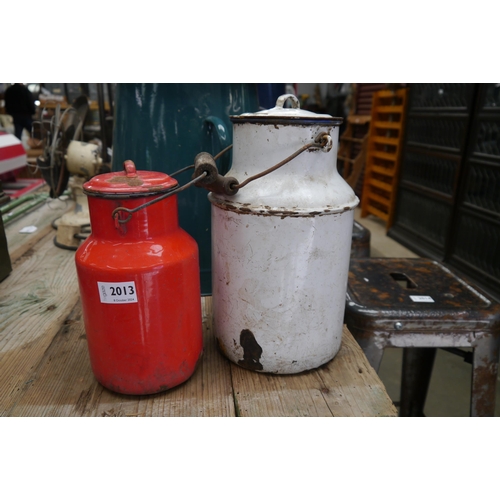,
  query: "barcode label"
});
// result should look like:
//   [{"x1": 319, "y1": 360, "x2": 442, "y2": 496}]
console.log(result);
[
  {"x1": 410, "y1": 295, "x2": 435, "y2": 303},
  {"x1": 98, "y1": 281, "x2": 138, "y2": 304}
]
